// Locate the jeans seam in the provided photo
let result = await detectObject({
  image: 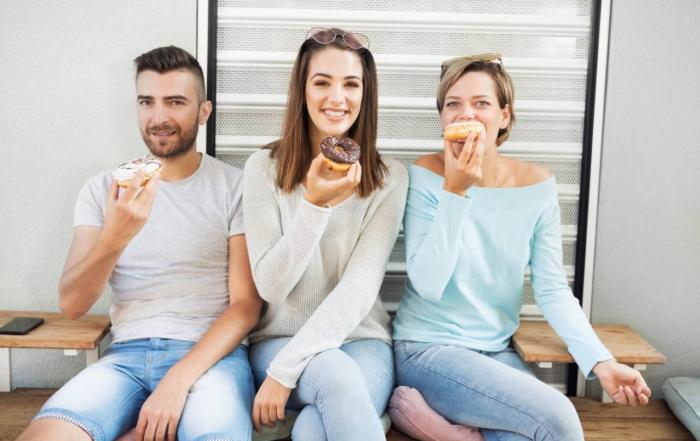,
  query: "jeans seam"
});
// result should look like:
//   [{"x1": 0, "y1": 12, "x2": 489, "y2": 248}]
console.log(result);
[{"x1": 406, "y1": 354, "x2": 559, "y2": 439}]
